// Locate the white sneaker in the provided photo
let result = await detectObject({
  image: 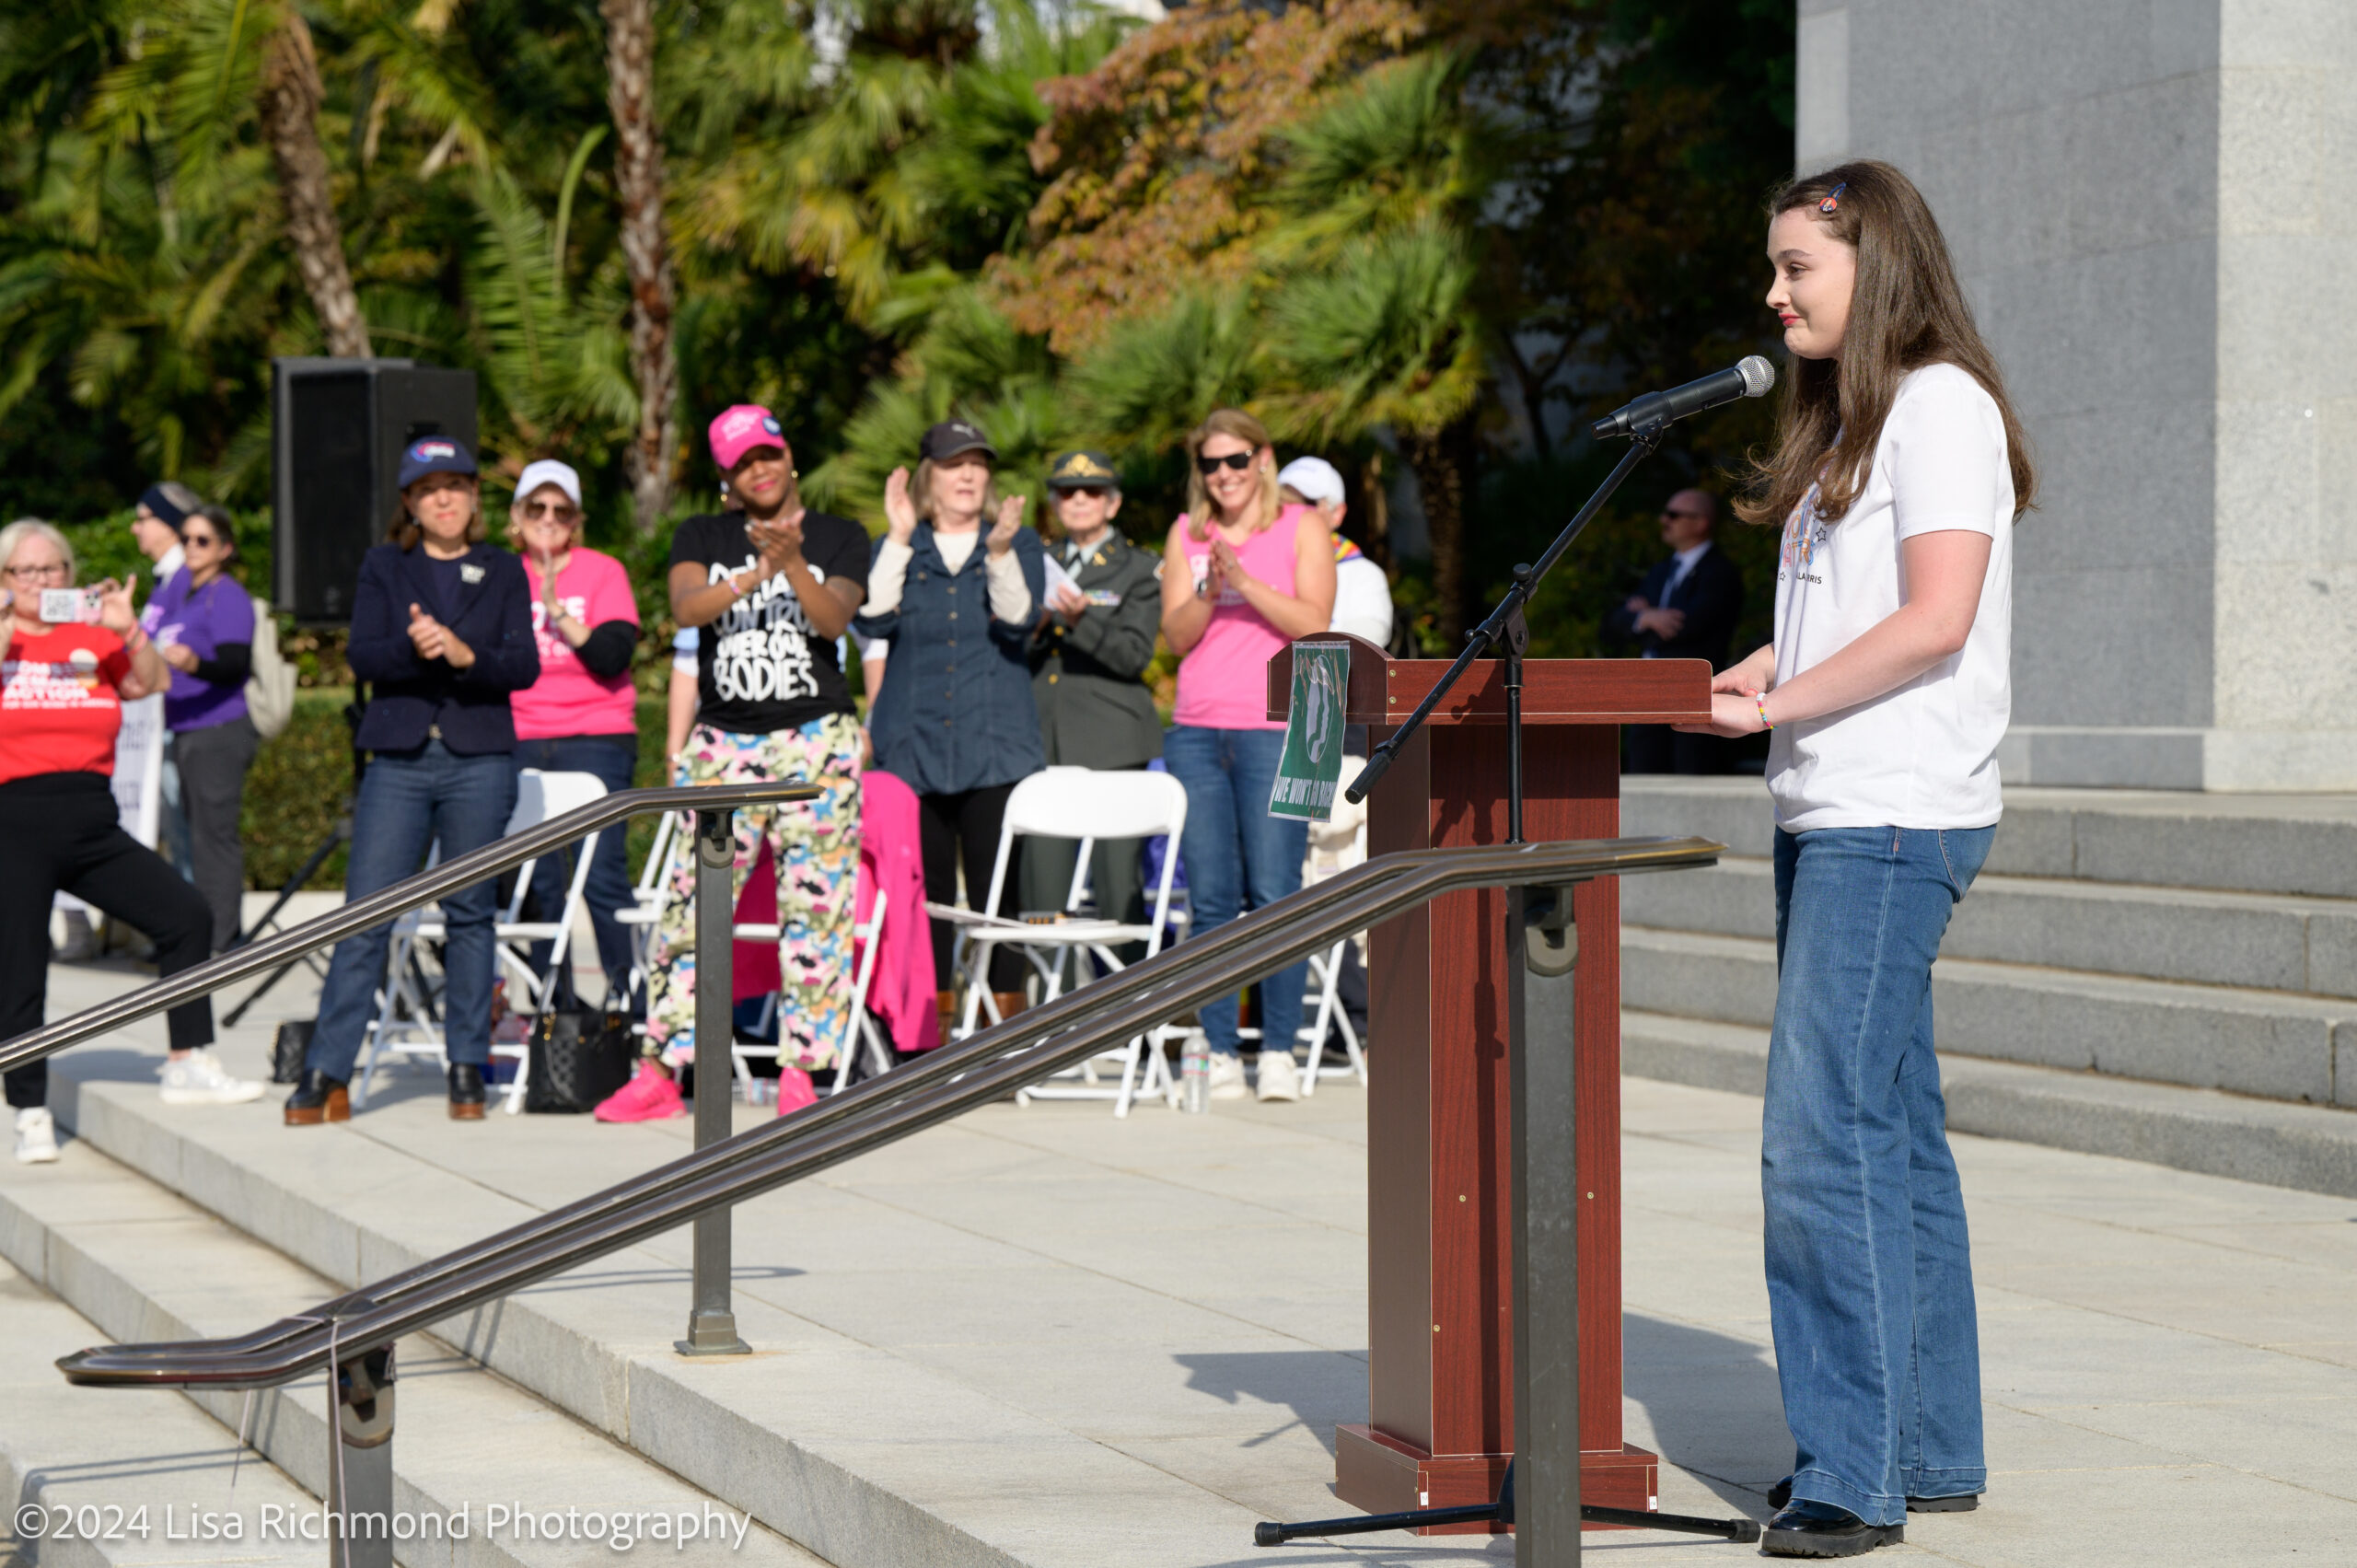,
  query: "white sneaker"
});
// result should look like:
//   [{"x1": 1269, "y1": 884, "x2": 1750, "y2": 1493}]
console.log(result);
[
  {"x1": 1205, "y1": 1052, "x2": 1250, "y2": 1101},
  {"x1": 157, "y1": 1050, "x2": 266, "y2": 1106},
  {"x1": 1256, "y1": 1050, "x2": 1302, "y2": 1102},
  {"x1": 13, "y1": 1107, "x2": 59, "y2": 1164}
]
